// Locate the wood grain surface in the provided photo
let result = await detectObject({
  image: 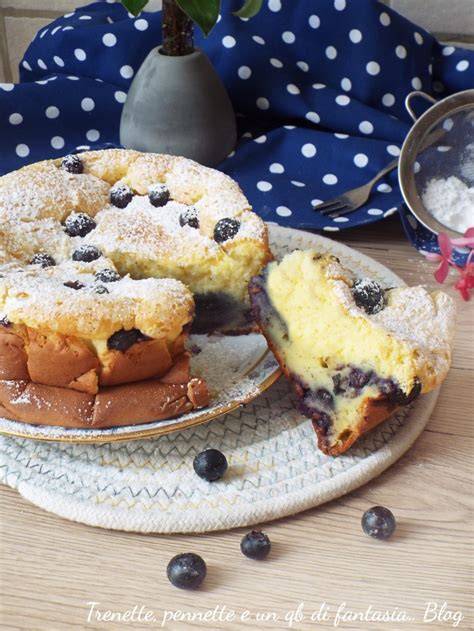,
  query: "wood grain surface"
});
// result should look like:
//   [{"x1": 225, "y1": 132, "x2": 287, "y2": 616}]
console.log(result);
[{"x1": 0, "y1": 217, "x2": 472, "y2": 631}]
